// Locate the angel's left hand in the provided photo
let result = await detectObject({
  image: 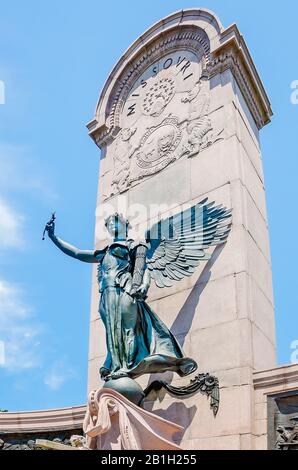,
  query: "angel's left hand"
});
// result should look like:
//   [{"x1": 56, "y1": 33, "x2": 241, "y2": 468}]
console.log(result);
[{"x1": 131, "y1": 284, "x2": 149, "y2": 300}]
